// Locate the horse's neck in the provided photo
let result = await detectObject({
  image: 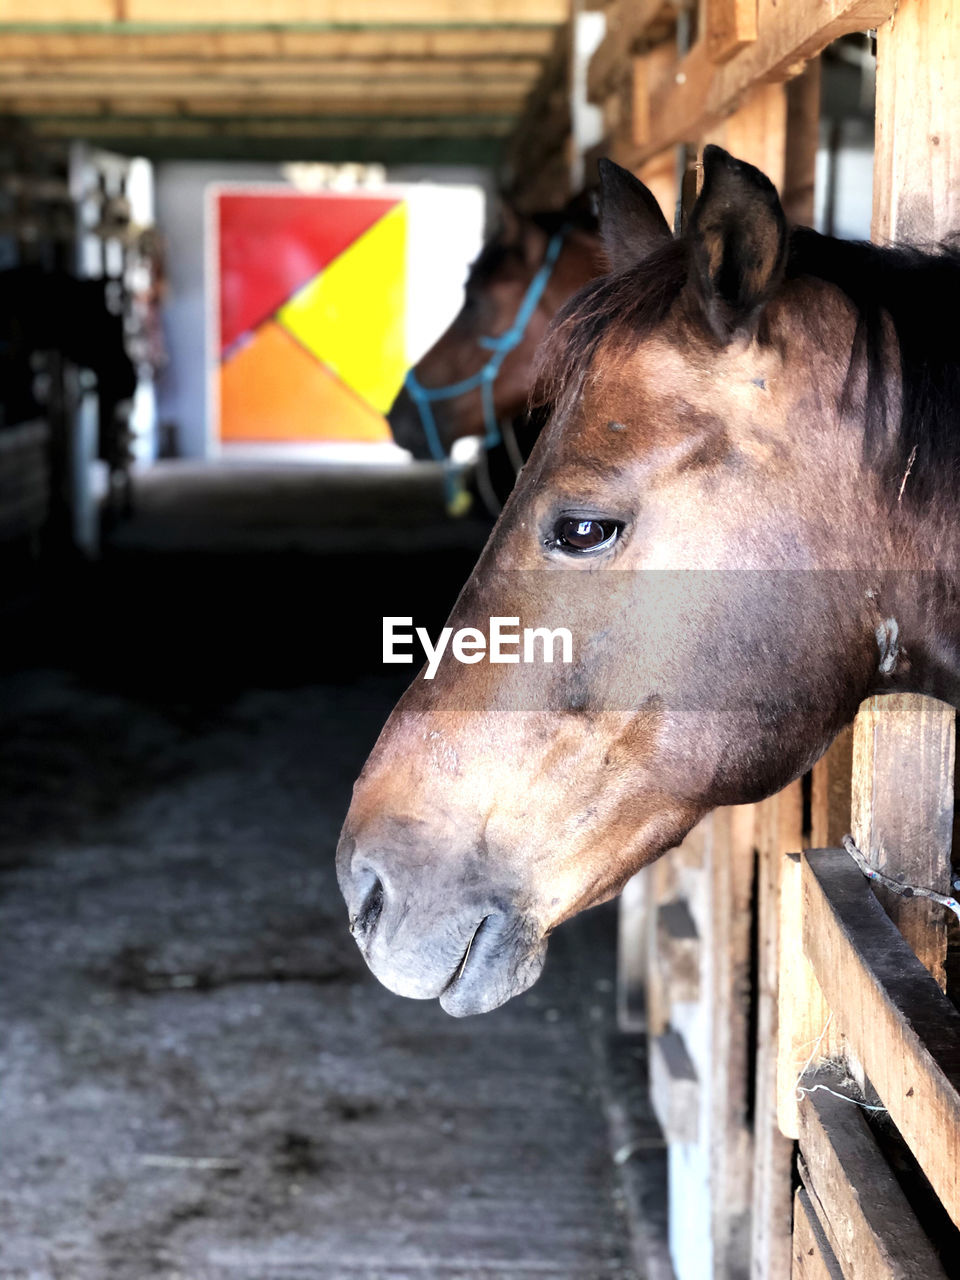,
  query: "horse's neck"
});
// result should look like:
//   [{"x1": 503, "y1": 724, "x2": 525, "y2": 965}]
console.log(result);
[{"x1": 878, "y1": 515, "x2": 960, "y2": 708}]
